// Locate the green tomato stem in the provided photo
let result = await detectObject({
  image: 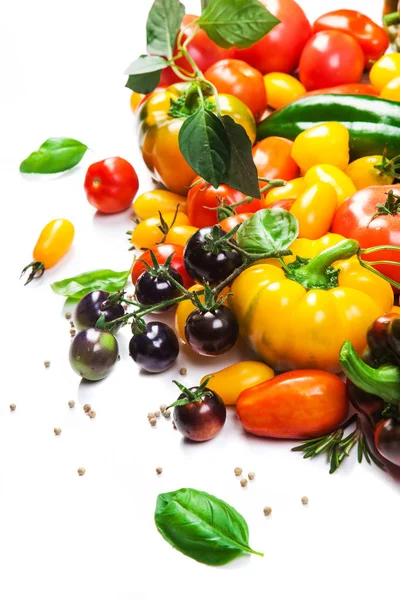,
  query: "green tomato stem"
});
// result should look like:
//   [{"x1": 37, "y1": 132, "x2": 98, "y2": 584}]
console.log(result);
[{"x1": 384, "y1": 10, "x2": 400, "y2": 26}]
